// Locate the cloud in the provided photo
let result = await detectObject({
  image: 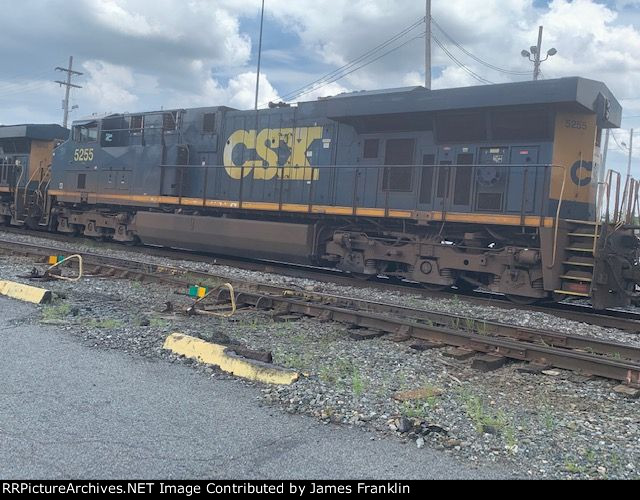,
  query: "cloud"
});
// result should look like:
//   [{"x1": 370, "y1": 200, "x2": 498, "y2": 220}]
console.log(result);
[
  {"x1": 82, "y1": 61, "x2": 141, "y2": 112},
  {"x1": 168, "y1": 71, "x2": 280, "y2": 110}
]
